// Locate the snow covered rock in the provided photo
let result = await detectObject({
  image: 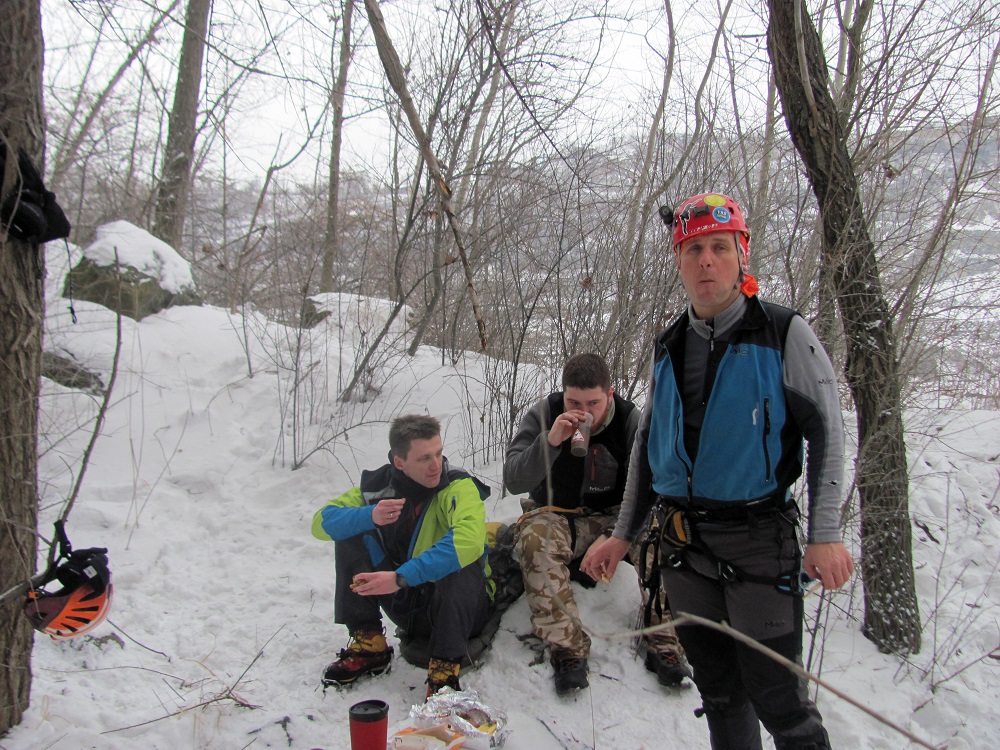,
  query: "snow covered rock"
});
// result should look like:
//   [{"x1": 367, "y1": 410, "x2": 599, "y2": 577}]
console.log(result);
[{"x1": 65, "y1": 220, "x2": 201, "y2": 320}]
